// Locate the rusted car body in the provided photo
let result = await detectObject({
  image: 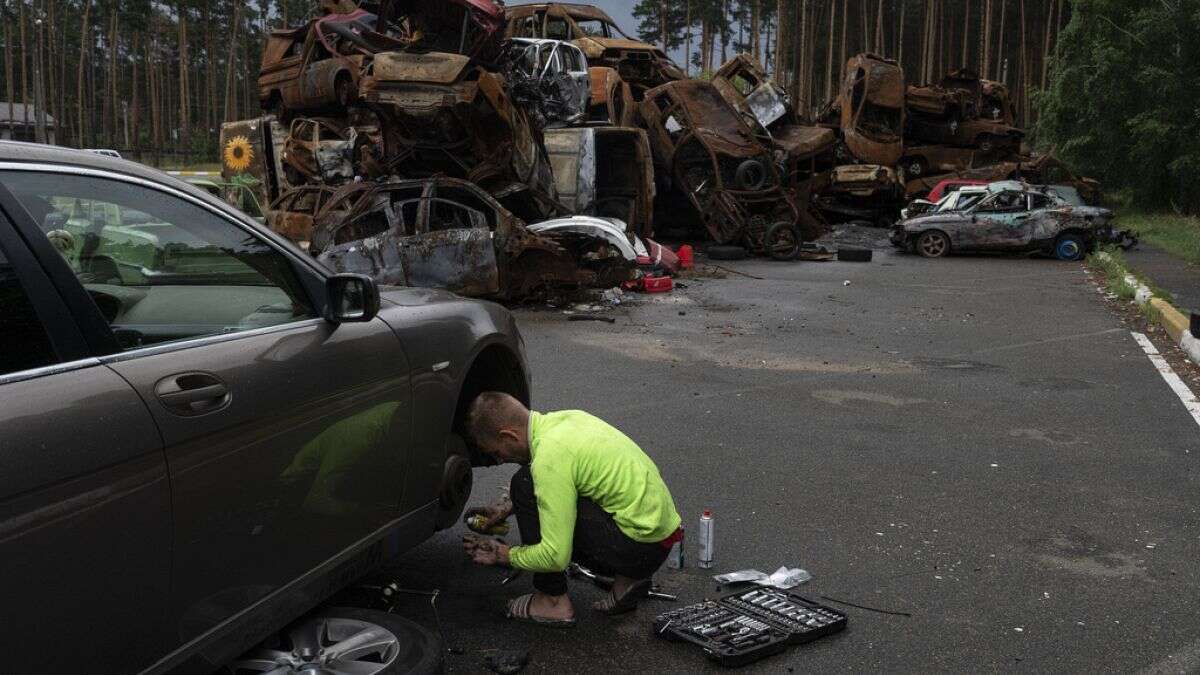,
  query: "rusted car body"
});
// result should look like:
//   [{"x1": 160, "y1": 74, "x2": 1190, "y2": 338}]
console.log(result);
[
  {"x1": 711, "y1": 54, "x2": 838, "y2": 186},
  {"x1": 905, "y1": 70, "x2": 1024, "y2": 154},
  {"x1": 898, "y1": 144, "x2": 987, "y2": 181},
  {"x1": 265, "y1": 185, "x2": 340, "y2": 251},
  {"x1": 587, "y1": 66, "x2": 636, "y2": 126},
  {"x1": 504, "y1": 4, "x2": 683, "y2": 98},
  {"x1": 258, "y1": 21, "x2": 367, "y2": 115},
  {"x1": 544, "y1": 126, "x2": 656, "y2": 237},
  {"x1": 813, "y1": 164, "x2": 905, "y2": 227},
  {"x1": 313, "y1": 178, "x2": 634, "y2": 299},
  {"x1": 280, "y1": 117, "x2": 361, "y2": 186},
  {"x1": 359, "y1": 51, "x2": 561, "y2": 220},
  {"x1": 838, "y1": 54, "x2": 906, "y2": 166},
  {"x1": 892, "y1": 183, "x2": 1122, "y2": 260},
  {"x1": 640, "y1": 80, "x2": 821, "y2": 252},
  {"x1": 904, "y1": 155, "x2": 1102, "y2": 204},
  {"x1": 376, "y1": 0, "x2": 506, "y2": 60}
]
